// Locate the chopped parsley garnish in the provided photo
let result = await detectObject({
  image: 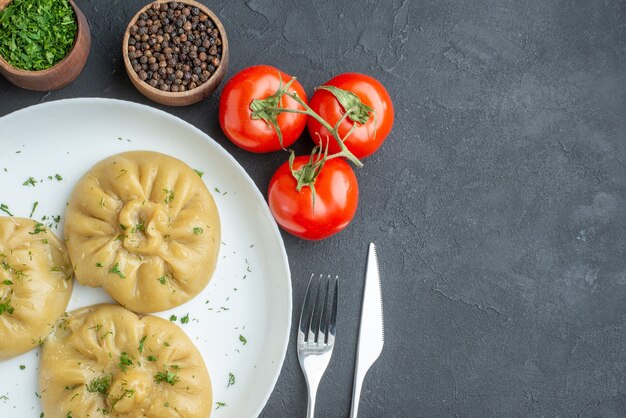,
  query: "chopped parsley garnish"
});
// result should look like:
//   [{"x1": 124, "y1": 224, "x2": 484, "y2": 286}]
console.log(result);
[
  {"x1": 154, "y1": 370, "x2": 179, "y2": 386},
  {"x1": 3, "y1": 280, "x2": 12, "y2": 285},
  {"x1": 88, "y1": 324, "x2": 102, "y2": 333},
  {"x1": 29, "y1": 222, "x2": 46, "y2": 235},
  {"x1": 147, "y1": 355, "x2": 157, "y2": 362},
  {"x1": 66, "y1": 412, "x2": 73, "y2": 418},
  {"x1": 227, "y1": 372, "x2": 235, "y2": 388},
  {"x1": 109, "y1": 263, "x2": 125, "y2": 279},
  {"x1": 0, "y1": 204, "x2": 13, "y2": 216},
  {"x1": 19, "y1": 365, "x2": 25, "y2": 370},
  {"x1": 29, "y1": 201, "x2": 39, "y2": 217},
  {"x1": 194, "y1": 169, "x2": 204, "y2": 178},
  {"x1": 138, "y1": 336, "x2": 147, "y2": 353},
  {"x1": 193, "y1": 227, "x2": 203, "y2": 235},
  {"x1": 180, "y1": 313, "x2": 190, "y2": 324},
  {"x1": 0, "y1": 299, "x2": 15, "y2": 315},
  {"x1": 169, "y1": 315, "x2": 177, "y2": 322},
  {"x1": 22, "y1": 177, "x2": 37, "y2": 187},
  {"x1": 215, "y1": 401, "x2": 227, "y2": 409},
  {"x1": 115, "y1": 169, "x2": 128, "y2": 179},
  {"x1": 134, "y1": 221, "x2": 145, "y2": 233},
  {"x1": 239, "y1": 334, "x2": 247, "y2": 345},
  {"x1": 87, "y1": 374, "x2": 112, "y2": 395},
  {"x1": 55, "y1": 174, "x2": 63, "y2": 181},
  {"x1": 163, "y1": 189, "x2": 175, "y2": 205},
  {"x1": 119, "y1": 224, "x2": 127, "y2": 230},
  {"x1": 118, "y1": 352, "x2": 133, "y2": 371},
  {"x1": 158, "y1": 275, "x2": 167, "y2": 285},
  {"x1": 96, "y1": 262, "x2": 103, "y2": 268}
]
